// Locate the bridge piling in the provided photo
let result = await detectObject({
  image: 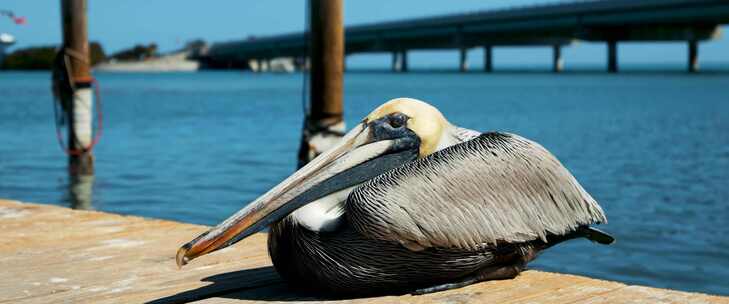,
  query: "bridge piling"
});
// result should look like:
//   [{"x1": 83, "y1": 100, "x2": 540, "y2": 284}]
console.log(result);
[
  {"x1": 688, "y1": 40, "x2": 699, "y2": 73},
  {"x1": 391, "y1": 52, "x2": 400, "y2": 72},
  {"x1": 484, "y1": 45, "x2": 493, "y2": 72},
  {"x1": 400, "y1": 50, "x2": 408, "y2": 72},
  {"x1": 607, "y1": 40, "x2": 618, "y2": 73},
  {"x1": 553, "y1": 45, "x2": 563, "y2": 73},
  {"x1": 459, "y1": 48, "x2": 468, "y2": 72}
]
